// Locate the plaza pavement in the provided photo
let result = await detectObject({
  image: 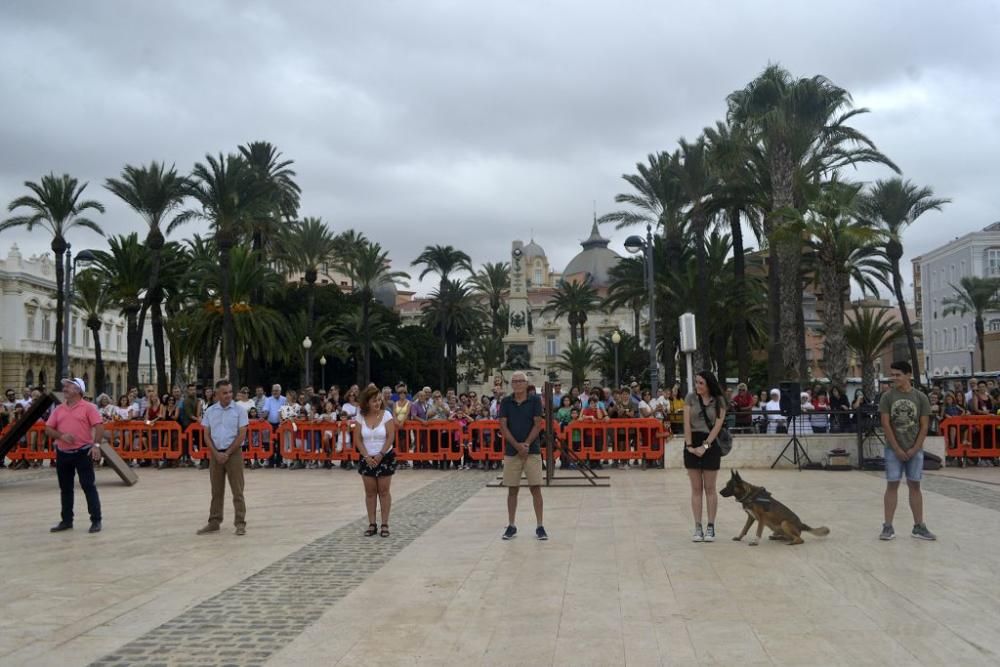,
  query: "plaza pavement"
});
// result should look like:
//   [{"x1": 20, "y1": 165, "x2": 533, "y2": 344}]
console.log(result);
[{"x1": 1, "y1": 463, "x2": 999, "y2": 666}]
